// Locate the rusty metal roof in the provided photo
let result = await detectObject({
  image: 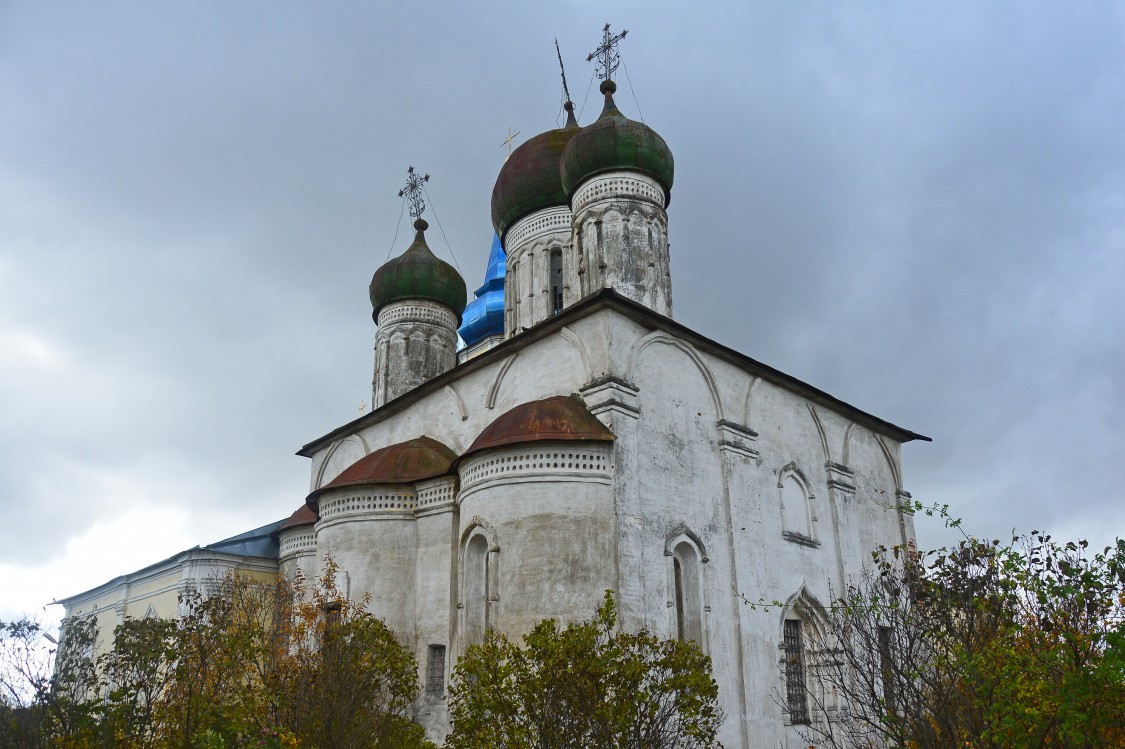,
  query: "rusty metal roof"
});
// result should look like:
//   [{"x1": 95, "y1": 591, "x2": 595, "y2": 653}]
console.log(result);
[
  {"x1": 277, "y1": 504, "x2": 318, "y2": 532},
  {"x1": 306, "y1": 435, "x2": 457, "y2": 509},
  {"x1": 465, "y1": 395, "x2": 615, "y2": 458}
]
